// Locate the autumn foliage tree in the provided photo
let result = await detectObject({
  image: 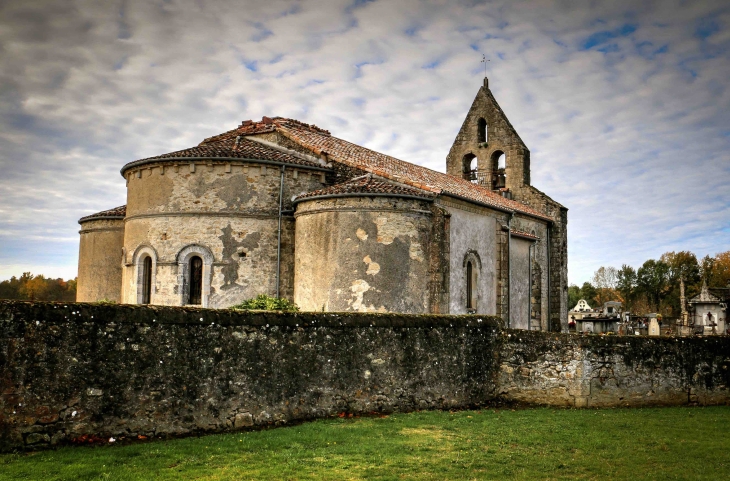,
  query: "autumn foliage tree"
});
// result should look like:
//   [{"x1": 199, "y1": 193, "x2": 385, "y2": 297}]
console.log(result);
[
  {"x1": 0, "y1": 273, "x2": 76, "y2": 302},
  {"x1": 574, "y1": 250, "x2": 730, "y2": 317},
  {"x1": 707, "y1": 251, "x2": 730, "y2": 288}
]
